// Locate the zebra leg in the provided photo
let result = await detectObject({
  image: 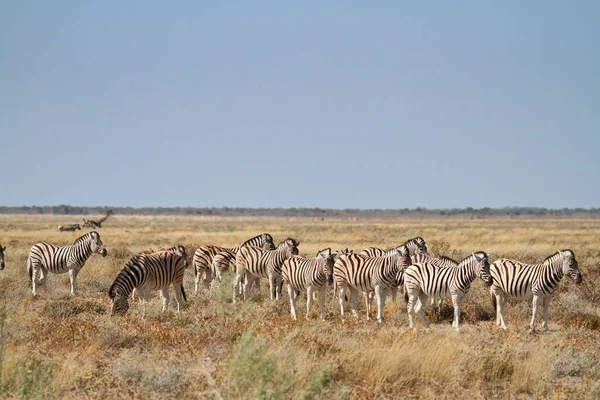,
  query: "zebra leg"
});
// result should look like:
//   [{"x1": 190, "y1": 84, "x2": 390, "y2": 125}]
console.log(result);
[
  {"x1": 375, "y1": 285, "x2": 385, "y2": 323},
  {"x1": 363, "y1": 292, "x2": 371, "y2": 321},
  {"x1": 542, "y1": 297, "x2": 551, "y2": 332},
  {"x1": 390, "y1": 286, "x2": 398, "y2": 303},
  {"x1": 31, "y1": 266, "x2": 38, "y2": 296},
  {"x1": 203, "y1": 268, "x2": 212, "y2": 290},
  {"x1": 174, "y1": 284, "x2": 184, "y2": 312},
  {"x1": 160, "y1": 288, "x2": 170, "y2": 312},
  {"x1": 530, "y1": 295, "x2": 541, "y2": 332},
  {"x1": 349, "y1": 288, "x2": 359, "y2": 318},
  {"x1": 318, "y1": 286, "x2": 326, "y2": 320},
  {"x1": 406, "y1": 292, "x2": 416, "y2": 329},
  {"x1": 451, "y1": 294, "x2": 461, "y2": 331},
  {"x1": 338, "y1": 283, "x2": 347, "y2": 319},
  {"x1": 268, "y1": 273, "x2": 276, "y2": 301},
  {"x1": 306, "y1": 286, "x2": 314, "y2": 320},
  {"x1": 39, "y1": 267, "x2": 49, "y2": 292},
  {"x1": 287, "y1": 284, "x2": 298, "y2": 320},
  {"x1": 194, "y1": 263, "x2": 200, "y2": 294},
  {"x1": 232, "y1": 269, "x2": 243, "y2": 303},
  {"x1": 68, "y1": 268, "x2": 79, "y2": 295},
  {"x1": 415, "y1": 292, "x2": 430, "y2": 331}
]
